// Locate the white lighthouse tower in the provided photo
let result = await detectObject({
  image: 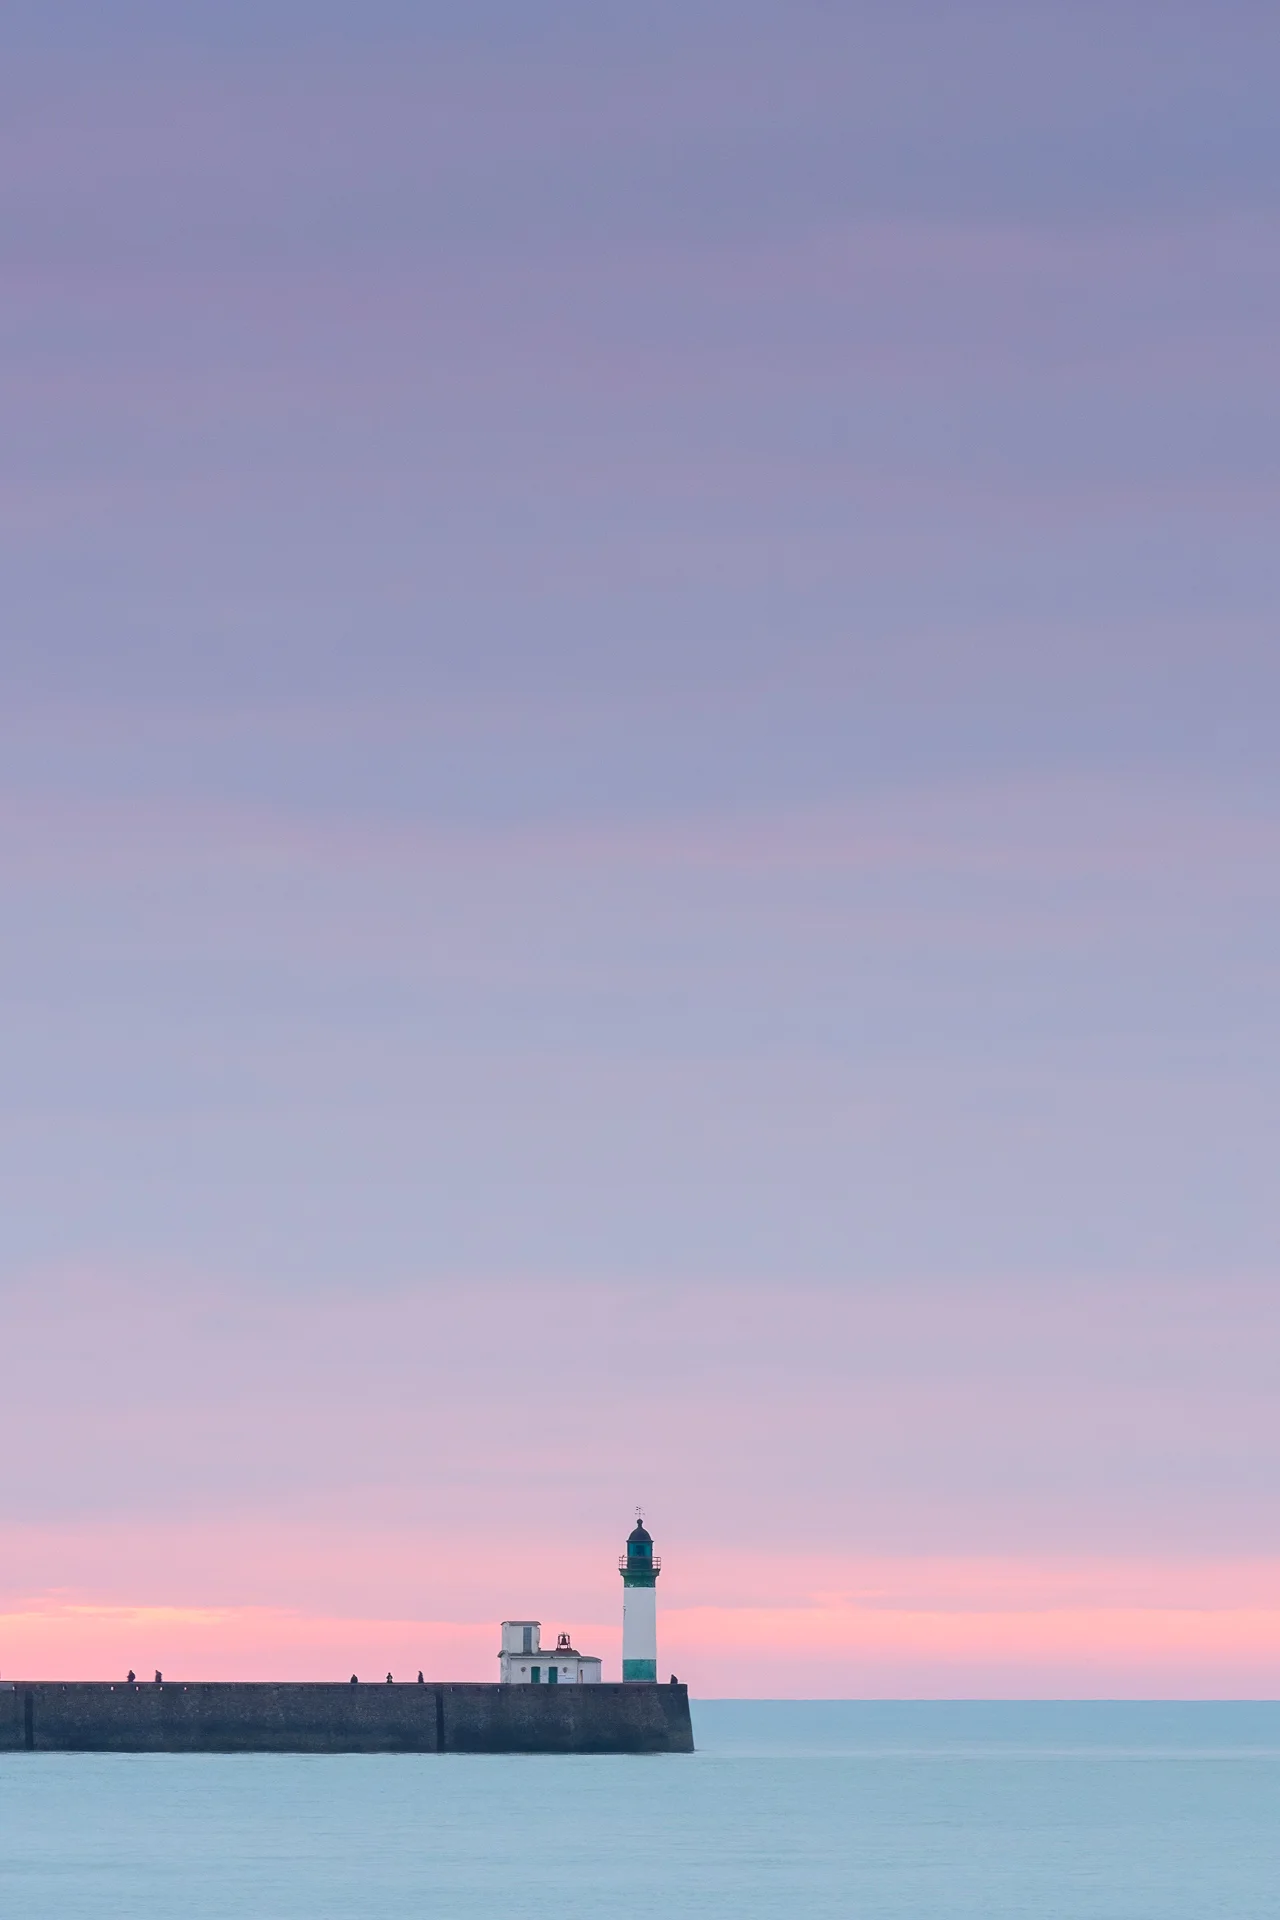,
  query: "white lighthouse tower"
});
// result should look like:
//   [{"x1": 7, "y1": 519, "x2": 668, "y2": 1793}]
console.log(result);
[{"x1": 620, "y1": 1513, "x2": 660, "y2": 1682}]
